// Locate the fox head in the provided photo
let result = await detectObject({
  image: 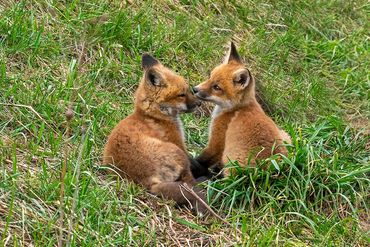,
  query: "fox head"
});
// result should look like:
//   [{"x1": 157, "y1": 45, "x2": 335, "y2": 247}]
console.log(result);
[
  {"x1": 194, "y1": 42, "x2": 255, "y2": 109},
  {"x1": 135, "y1": 54, "x2": 200, "y2": 117}
]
